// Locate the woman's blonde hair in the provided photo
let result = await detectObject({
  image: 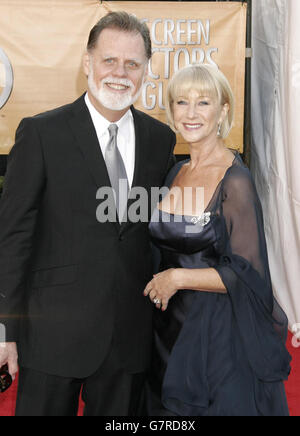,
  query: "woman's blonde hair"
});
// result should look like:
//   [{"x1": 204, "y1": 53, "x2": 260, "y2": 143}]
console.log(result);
[{"x1": 166, "y1": 64, "x2": 235, "y2": 139}]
